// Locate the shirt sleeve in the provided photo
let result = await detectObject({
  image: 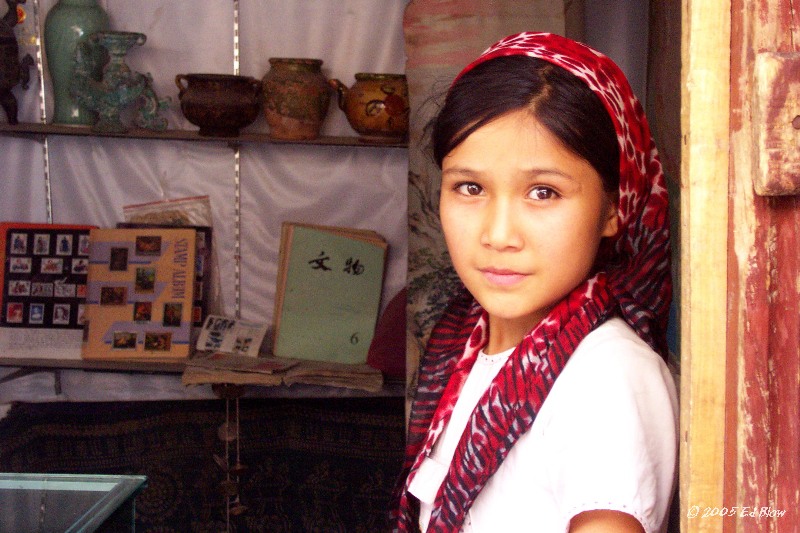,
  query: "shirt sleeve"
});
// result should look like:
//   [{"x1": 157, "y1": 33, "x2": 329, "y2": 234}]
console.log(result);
[{"x1": 541, "y1": 331, "x2": 678, "y2": 533}]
